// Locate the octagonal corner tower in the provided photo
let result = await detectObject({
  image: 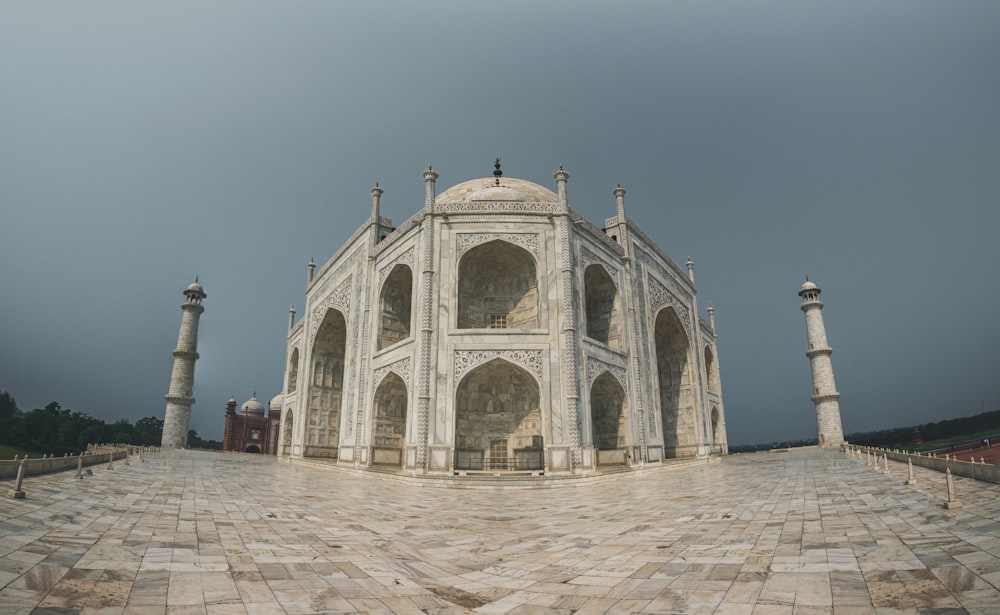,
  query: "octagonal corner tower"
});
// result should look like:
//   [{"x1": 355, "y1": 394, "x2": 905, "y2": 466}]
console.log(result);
[{"x1": 277, "y1": 165, "x2": 727, "y2": 476}]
